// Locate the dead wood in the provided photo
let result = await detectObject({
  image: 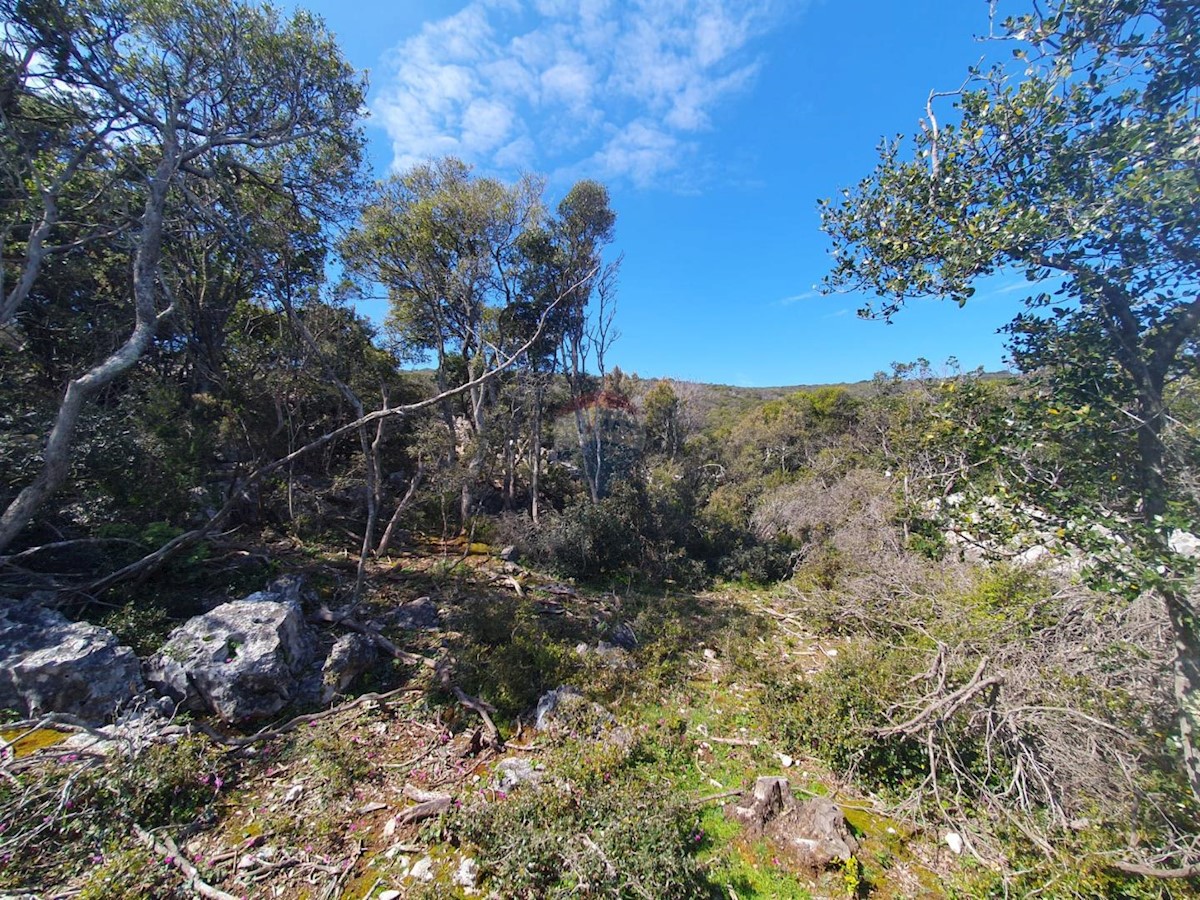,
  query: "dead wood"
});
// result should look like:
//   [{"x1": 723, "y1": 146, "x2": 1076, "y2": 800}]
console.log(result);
[
  {"x1": 133, "y1": 823, "x2": 240, "y2": 900},
  {"x1": 397, "y1": 795, "x2": 451, "y2": 825},
  {"x1": 199, "y1": 685, "x2": 413, "y2": 750}
]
